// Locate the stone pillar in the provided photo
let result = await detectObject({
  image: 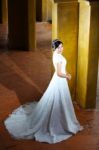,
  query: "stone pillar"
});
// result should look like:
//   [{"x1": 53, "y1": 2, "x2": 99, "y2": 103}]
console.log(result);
[
  {"x1": 8, "y1": 0, "x2": 36, "y2": 50},
  {"x1": 47, "y1": 0, "x2": 52, "y2": 22},
  {"x1": 0, "y1": 0, "x2": 8, "y2": 24},
  {"x1": 0, "y1": 0, "x2": 2, "y2": 23},
  {"x1": 2, "y1": 0, "x2": 8, "y2": 24},
  {"x1": 76, "y1": 0, "x2": 99, "y2": 108},
  {"x1": 42, "y1": 0, "x2": 47, "y2": 21},
  {"x1": 52, "y1": 0, "x2": 79, "y2": 100},
  {"x1": 28, "y1": 0, "x2": 36, "y2": 50},
  {"x1": 42, "y1": 0, "x2": 52, "y2": 22}
]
